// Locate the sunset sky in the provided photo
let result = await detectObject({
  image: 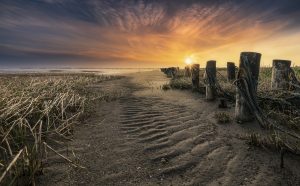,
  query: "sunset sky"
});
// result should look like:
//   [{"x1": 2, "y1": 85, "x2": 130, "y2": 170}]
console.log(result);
[{"x1": 1, "y1": 0, "x2": 300, "y2": 68}]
